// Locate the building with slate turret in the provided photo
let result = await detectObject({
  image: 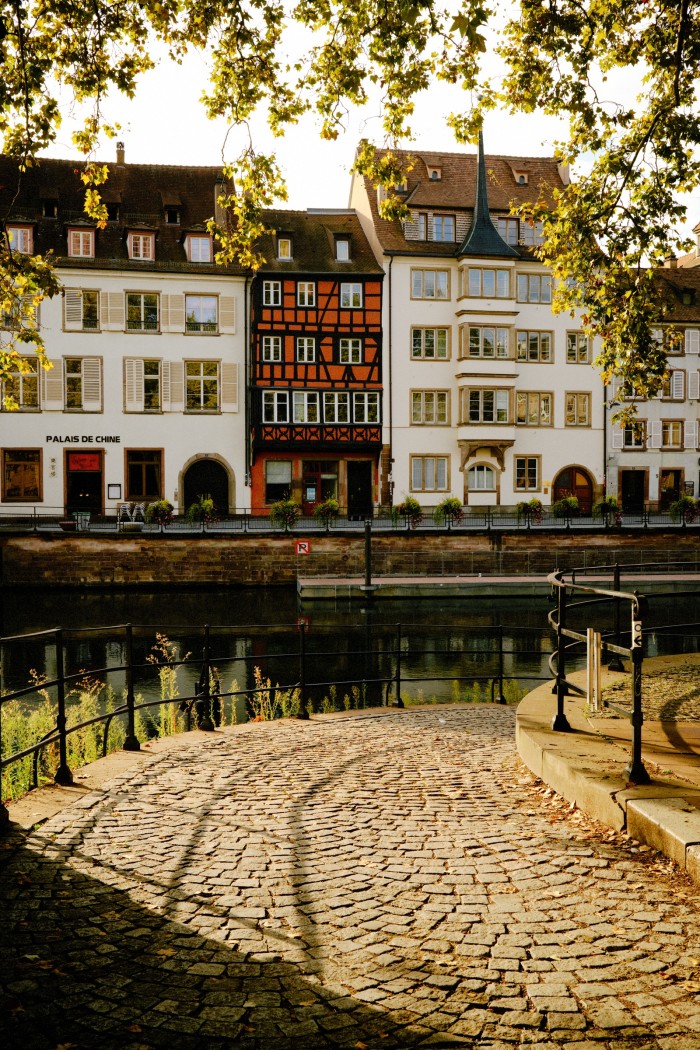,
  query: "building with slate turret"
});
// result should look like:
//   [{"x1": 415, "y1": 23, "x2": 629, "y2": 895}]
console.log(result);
[{"x1": 349, "y1": 135, "x2": 605, "y2": 511}]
